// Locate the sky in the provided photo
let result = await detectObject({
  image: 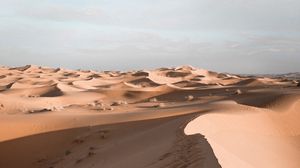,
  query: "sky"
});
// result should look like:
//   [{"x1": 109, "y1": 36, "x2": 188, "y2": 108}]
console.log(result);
[{"x1": 0, "y1": 0, "x2": 299, "y2": 73}]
